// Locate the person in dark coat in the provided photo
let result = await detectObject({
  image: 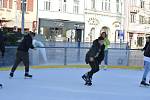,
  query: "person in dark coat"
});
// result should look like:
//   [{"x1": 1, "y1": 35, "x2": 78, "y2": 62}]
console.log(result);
[
  {"x1": 142, "y1": 36, "x2": 150, "y2": 51},
  {"x1": 82, "y1": 36, "x2": 105, "y2": 86},
  {"x1": 0, "y1": 30, "x2": 7, "y2": 58},
  {"x1": 9, "y1": 31, "x2": 35, "y2": 78}
]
